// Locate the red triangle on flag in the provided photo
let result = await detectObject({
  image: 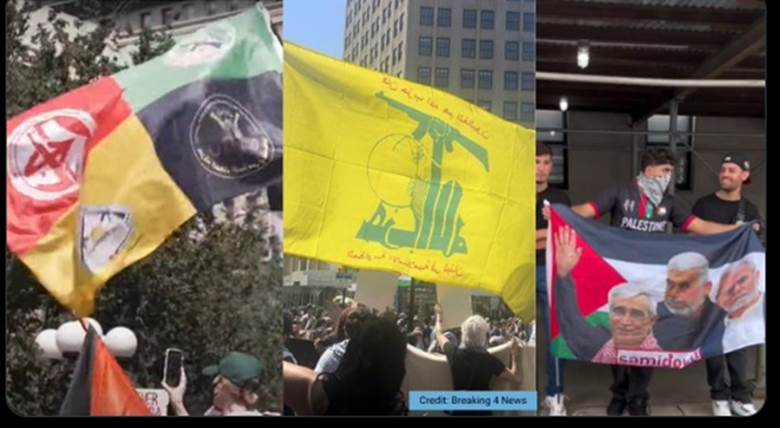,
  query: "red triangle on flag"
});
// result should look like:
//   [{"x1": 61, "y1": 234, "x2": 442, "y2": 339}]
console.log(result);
[
  {"x1": 549, "y1": 209, "x2": 627, "y2": 339},
  {"x1": 90, "y1": 337, "x2": 151, "y2": 416}
]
